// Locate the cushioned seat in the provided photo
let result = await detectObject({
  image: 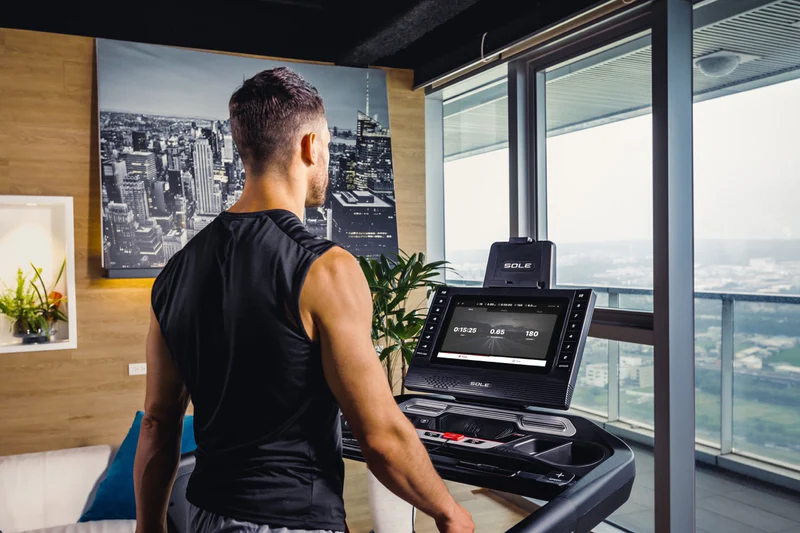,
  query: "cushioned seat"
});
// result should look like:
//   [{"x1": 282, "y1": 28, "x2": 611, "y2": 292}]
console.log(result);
[{"x1": 0, "y1": 445, "x2": 135, "y2": 533}]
